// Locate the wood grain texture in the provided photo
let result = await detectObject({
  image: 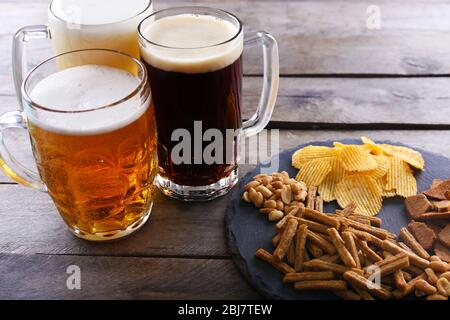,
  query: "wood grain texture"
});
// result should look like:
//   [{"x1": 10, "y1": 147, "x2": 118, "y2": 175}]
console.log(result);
[
  {"x1": 0, "y1": 253, "x2": 261, "y2": 299},
  {"x1": 2, "y1": 0, "x2": 450, "y2": 75},
  {"x1": 1, "y1": 130, "x2": 449, "y2": 258}
]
